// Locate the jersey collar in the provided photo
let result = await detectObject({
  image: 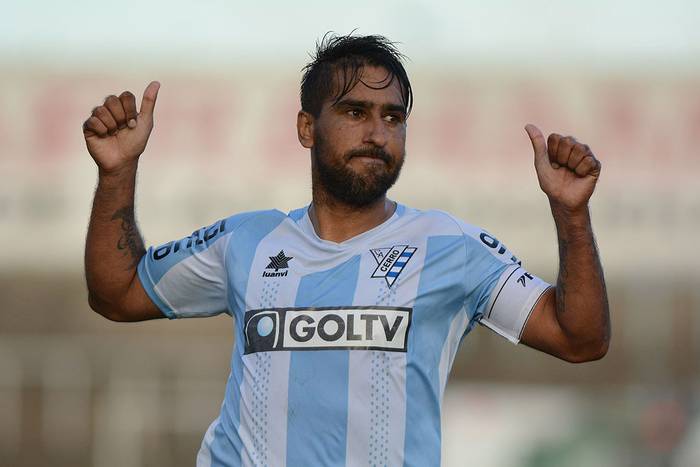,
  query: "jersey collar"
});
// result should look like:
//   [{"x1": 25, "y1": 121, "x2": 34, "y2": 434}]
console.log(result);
[{"x1": 292, "y1": 202, "x2": 404, "y2": 248}]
